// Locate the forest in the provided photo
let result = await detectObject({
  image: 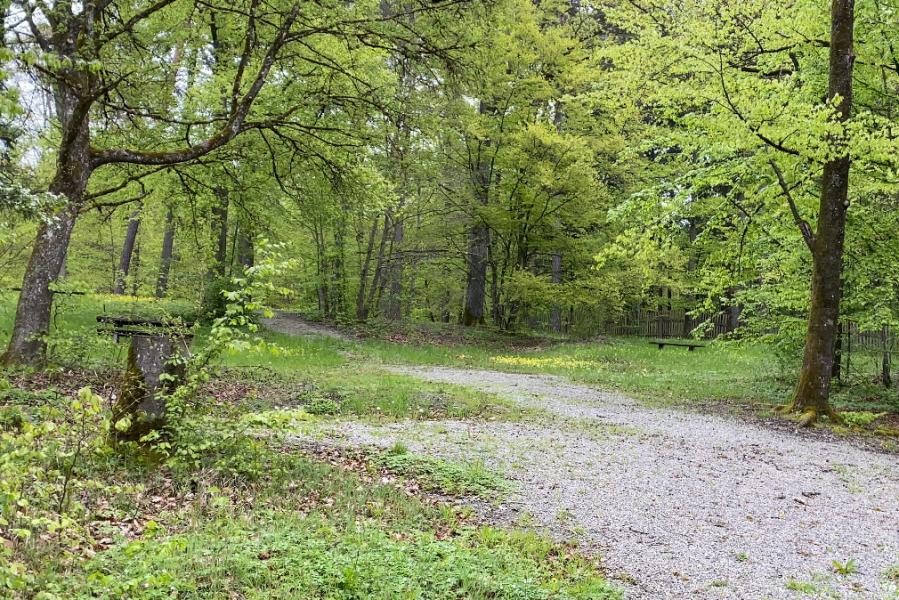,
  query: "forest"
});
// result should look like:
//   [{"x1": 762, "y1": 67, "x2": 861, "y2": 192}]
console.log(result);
[{"x1": 1, "y1": 0, "x2": 899, "y2": 598}]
